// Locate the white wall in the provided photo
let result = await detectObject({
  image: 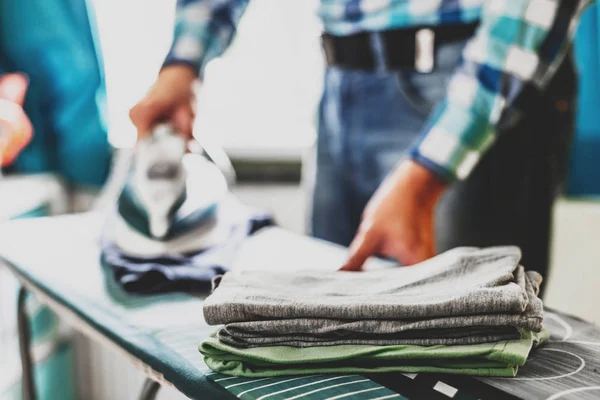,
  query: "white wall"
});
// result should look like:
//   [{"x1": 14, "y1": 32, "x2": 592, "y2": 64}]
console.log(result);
[
  {"x1": 93, "y1": 0, "x2": 322, "y2": 155},
  {"x1": 545, "y1": 199, "x2": 600, "y2": 324}
]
